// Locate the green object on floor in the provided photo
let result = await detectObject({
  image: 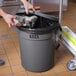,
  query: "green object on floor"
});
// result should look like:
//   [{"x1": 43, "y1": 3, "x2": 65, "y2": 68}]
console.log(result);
[{"x1": 62, "y1": 27, "x2": 76, "y2": 47}]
